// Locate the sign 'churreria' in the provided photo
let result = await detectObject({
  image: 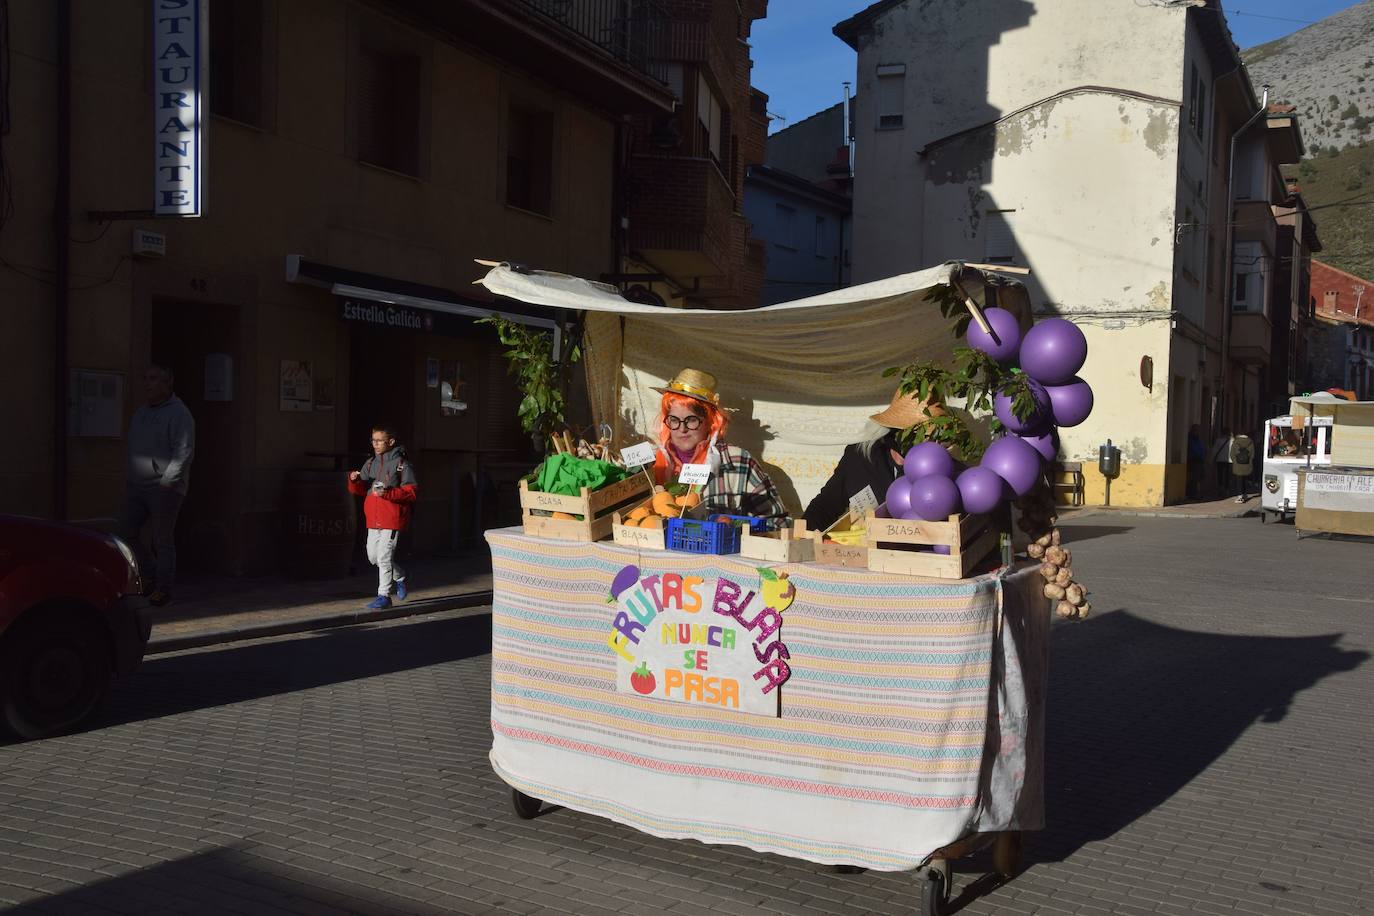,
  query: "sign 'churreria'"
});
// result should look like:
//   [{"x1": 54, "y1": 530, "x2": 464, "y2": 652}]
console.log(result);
[{"x1": 153, "y1": 0, "x2": 207, "y2": 216}]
